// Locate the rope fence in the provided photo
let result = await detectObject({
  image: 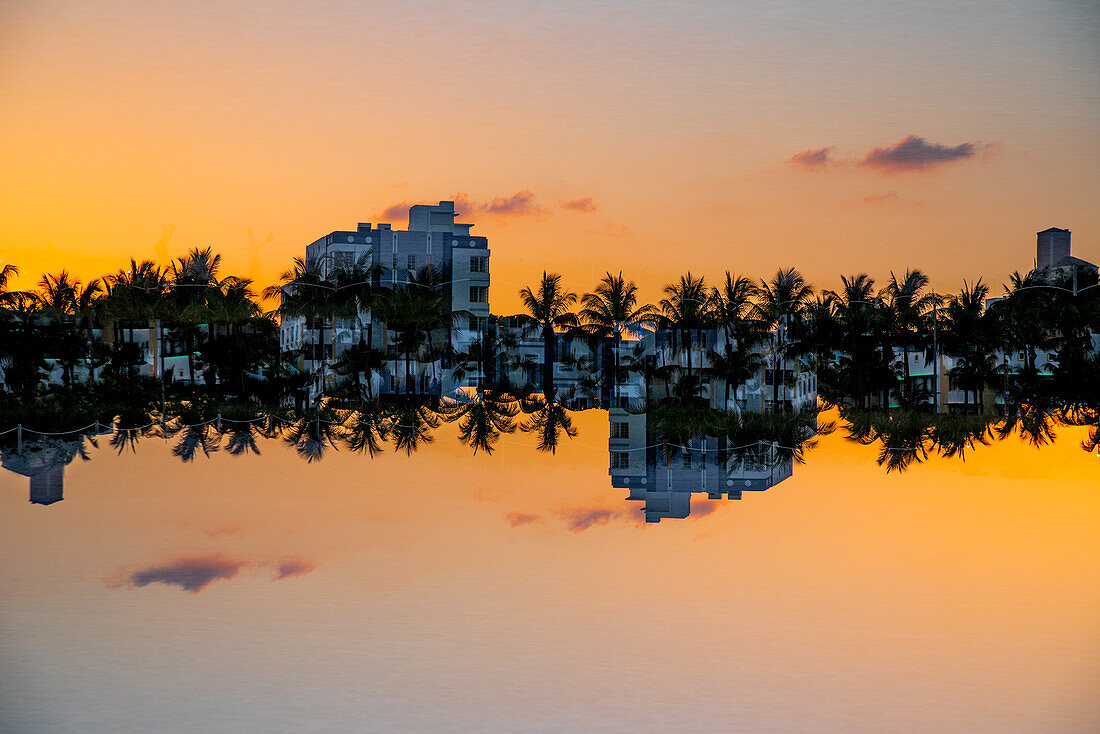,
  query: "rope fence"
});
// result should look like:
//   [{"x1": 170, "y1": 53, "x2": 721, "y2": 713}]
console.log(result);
[{"x1": 0, "y1": 413, "x2": 1039, "y2": 456}]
